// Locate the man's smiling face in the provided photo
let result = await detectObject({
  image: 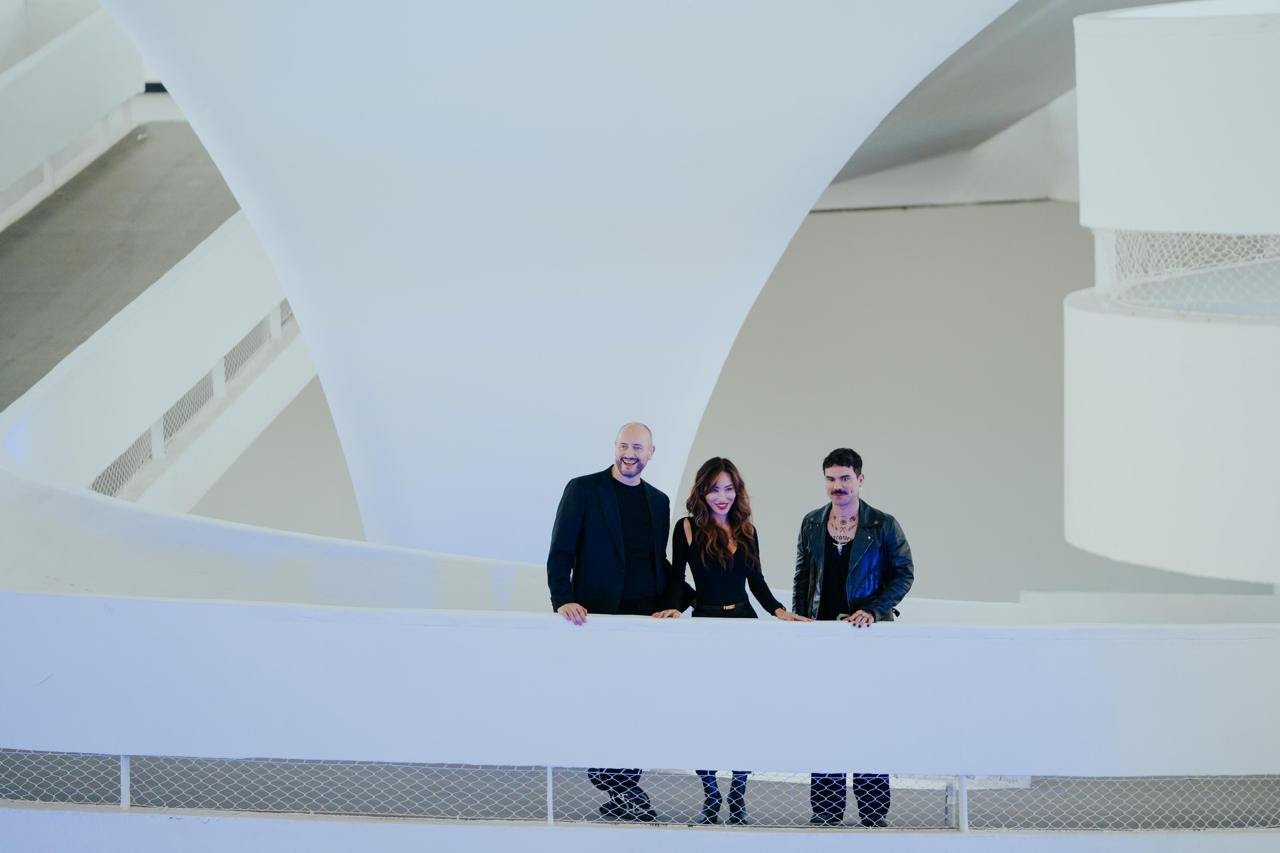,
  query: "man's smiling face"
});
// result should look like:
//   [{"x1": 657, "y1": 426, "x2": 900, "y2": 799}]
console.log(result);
[{"x1": 614, "y1": 424, "x2": 654, "y2": 480}]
